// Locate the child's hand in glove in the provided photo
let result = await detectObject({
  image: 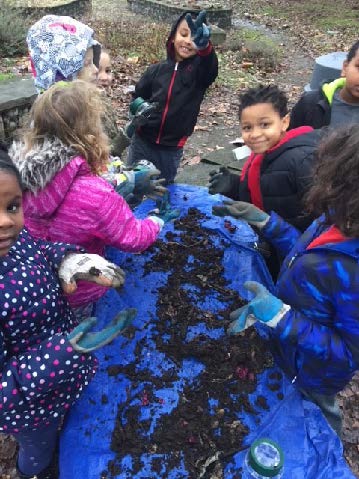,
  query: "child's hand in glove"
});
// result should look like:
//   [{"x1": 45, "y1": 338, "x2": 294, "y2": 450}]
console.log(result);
[
  {"x1": 228, "y1": 281, "x2": 290, "y2": 333},
  {"x1": 208, "y1": 166, "x2": 237, "y2": 195},
  {"x1": 185, "y1": 10, "x2": 211, "y2": 50},
  {"x1": 67, "y1": 308, "x2": 137, "y2": 352},
  {"x1": 148, "y1": 192, "x2": 181, "y2": 225},
  {"x1": 212, "y1": 201, "x2": 270, "y2": 228},
  {"x1": 59, "y1": 254, "x2": 126, "y2": 294},
  {"x1": 133, "y1": 160, "x2": 167, "y2": 198}
]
